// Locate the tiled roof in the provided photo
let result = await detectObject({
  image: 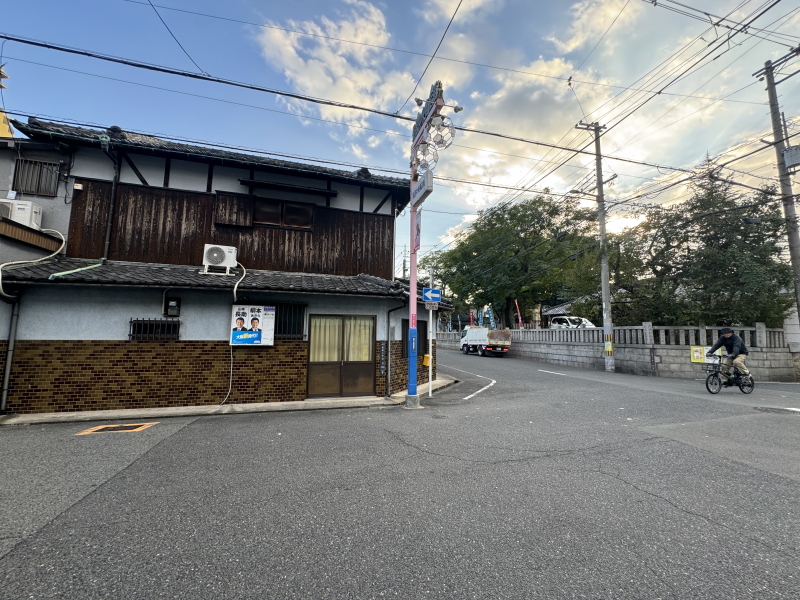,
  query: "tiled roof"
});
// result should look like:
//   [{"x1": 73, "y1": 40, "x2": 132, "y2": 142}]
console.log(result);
[
  {"x1": 2, "y1": 258, "x2": 406, "y2": 298},
  {"x1": 11, "y1": 118, "x2": 410, "y2": 198}
]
